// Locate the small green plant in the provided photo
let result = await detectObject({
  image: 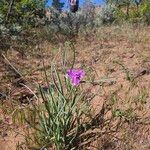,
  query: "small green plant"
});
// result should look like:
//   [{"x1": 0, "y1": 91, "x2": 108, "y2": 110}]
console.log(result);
[
  {"x1": 133, "y1": 88, "x2": 148, "y2": 105},
  {"x1": 113, "y1": 107, "x2": 136, "y2": 123},
  {"x1": 25, "y1": 65, "x2": 90, "y2": 150},
  {"x1": 113, "y1": 108, "x2": 124, "y2": 118},
  {"x1": 113, "y1": 60, "x2": 133, "y2": 81}
]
